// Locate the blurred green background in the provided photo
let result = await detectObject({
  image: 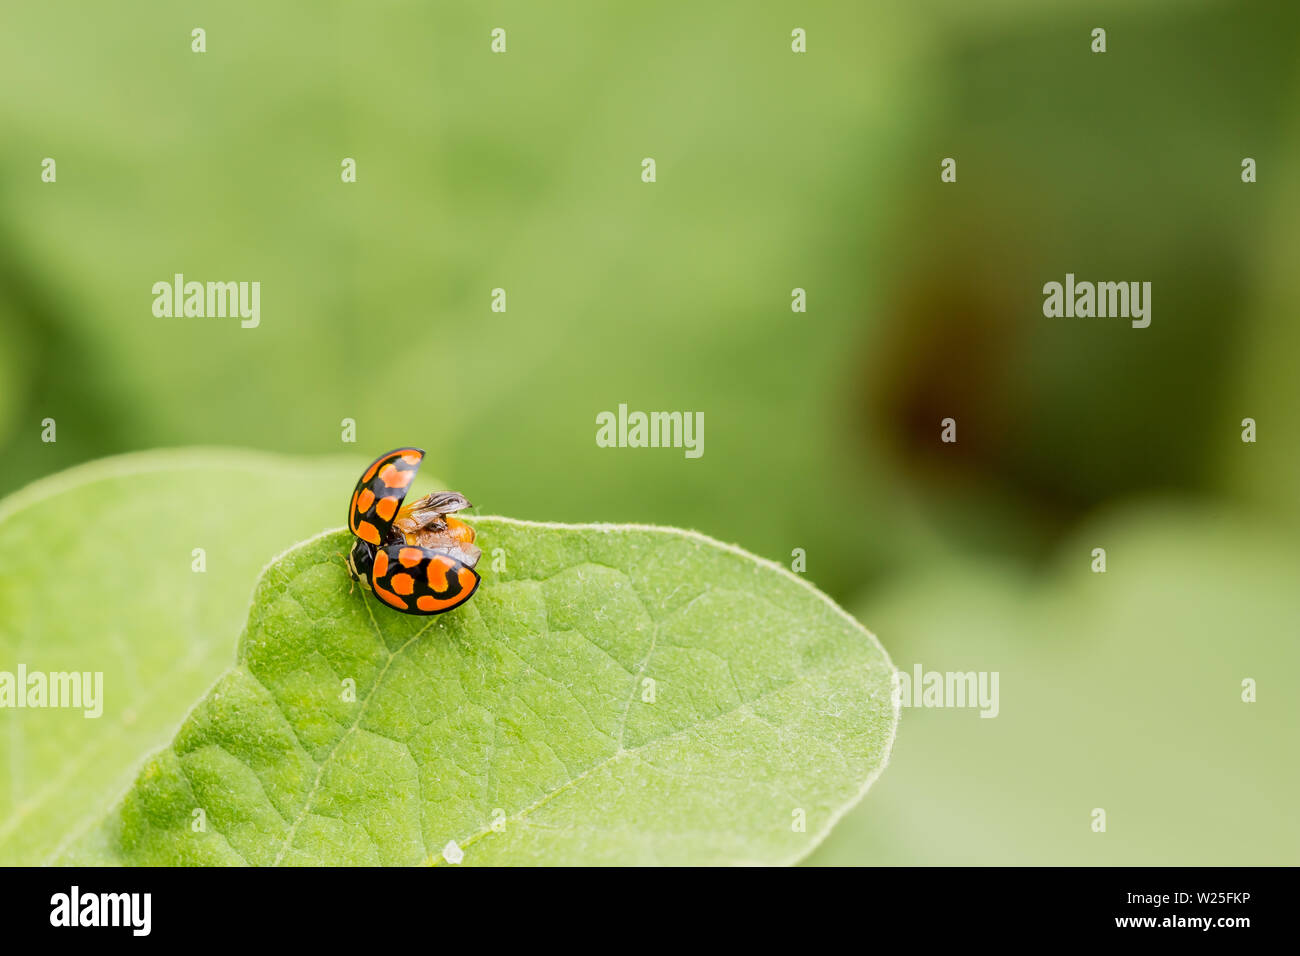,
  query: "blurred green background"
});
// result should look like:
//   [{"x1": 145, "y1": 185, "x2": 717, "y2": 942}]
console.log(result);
[{"x1": 2, "y1": 0, "x2": 1297, "y2": 863}]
